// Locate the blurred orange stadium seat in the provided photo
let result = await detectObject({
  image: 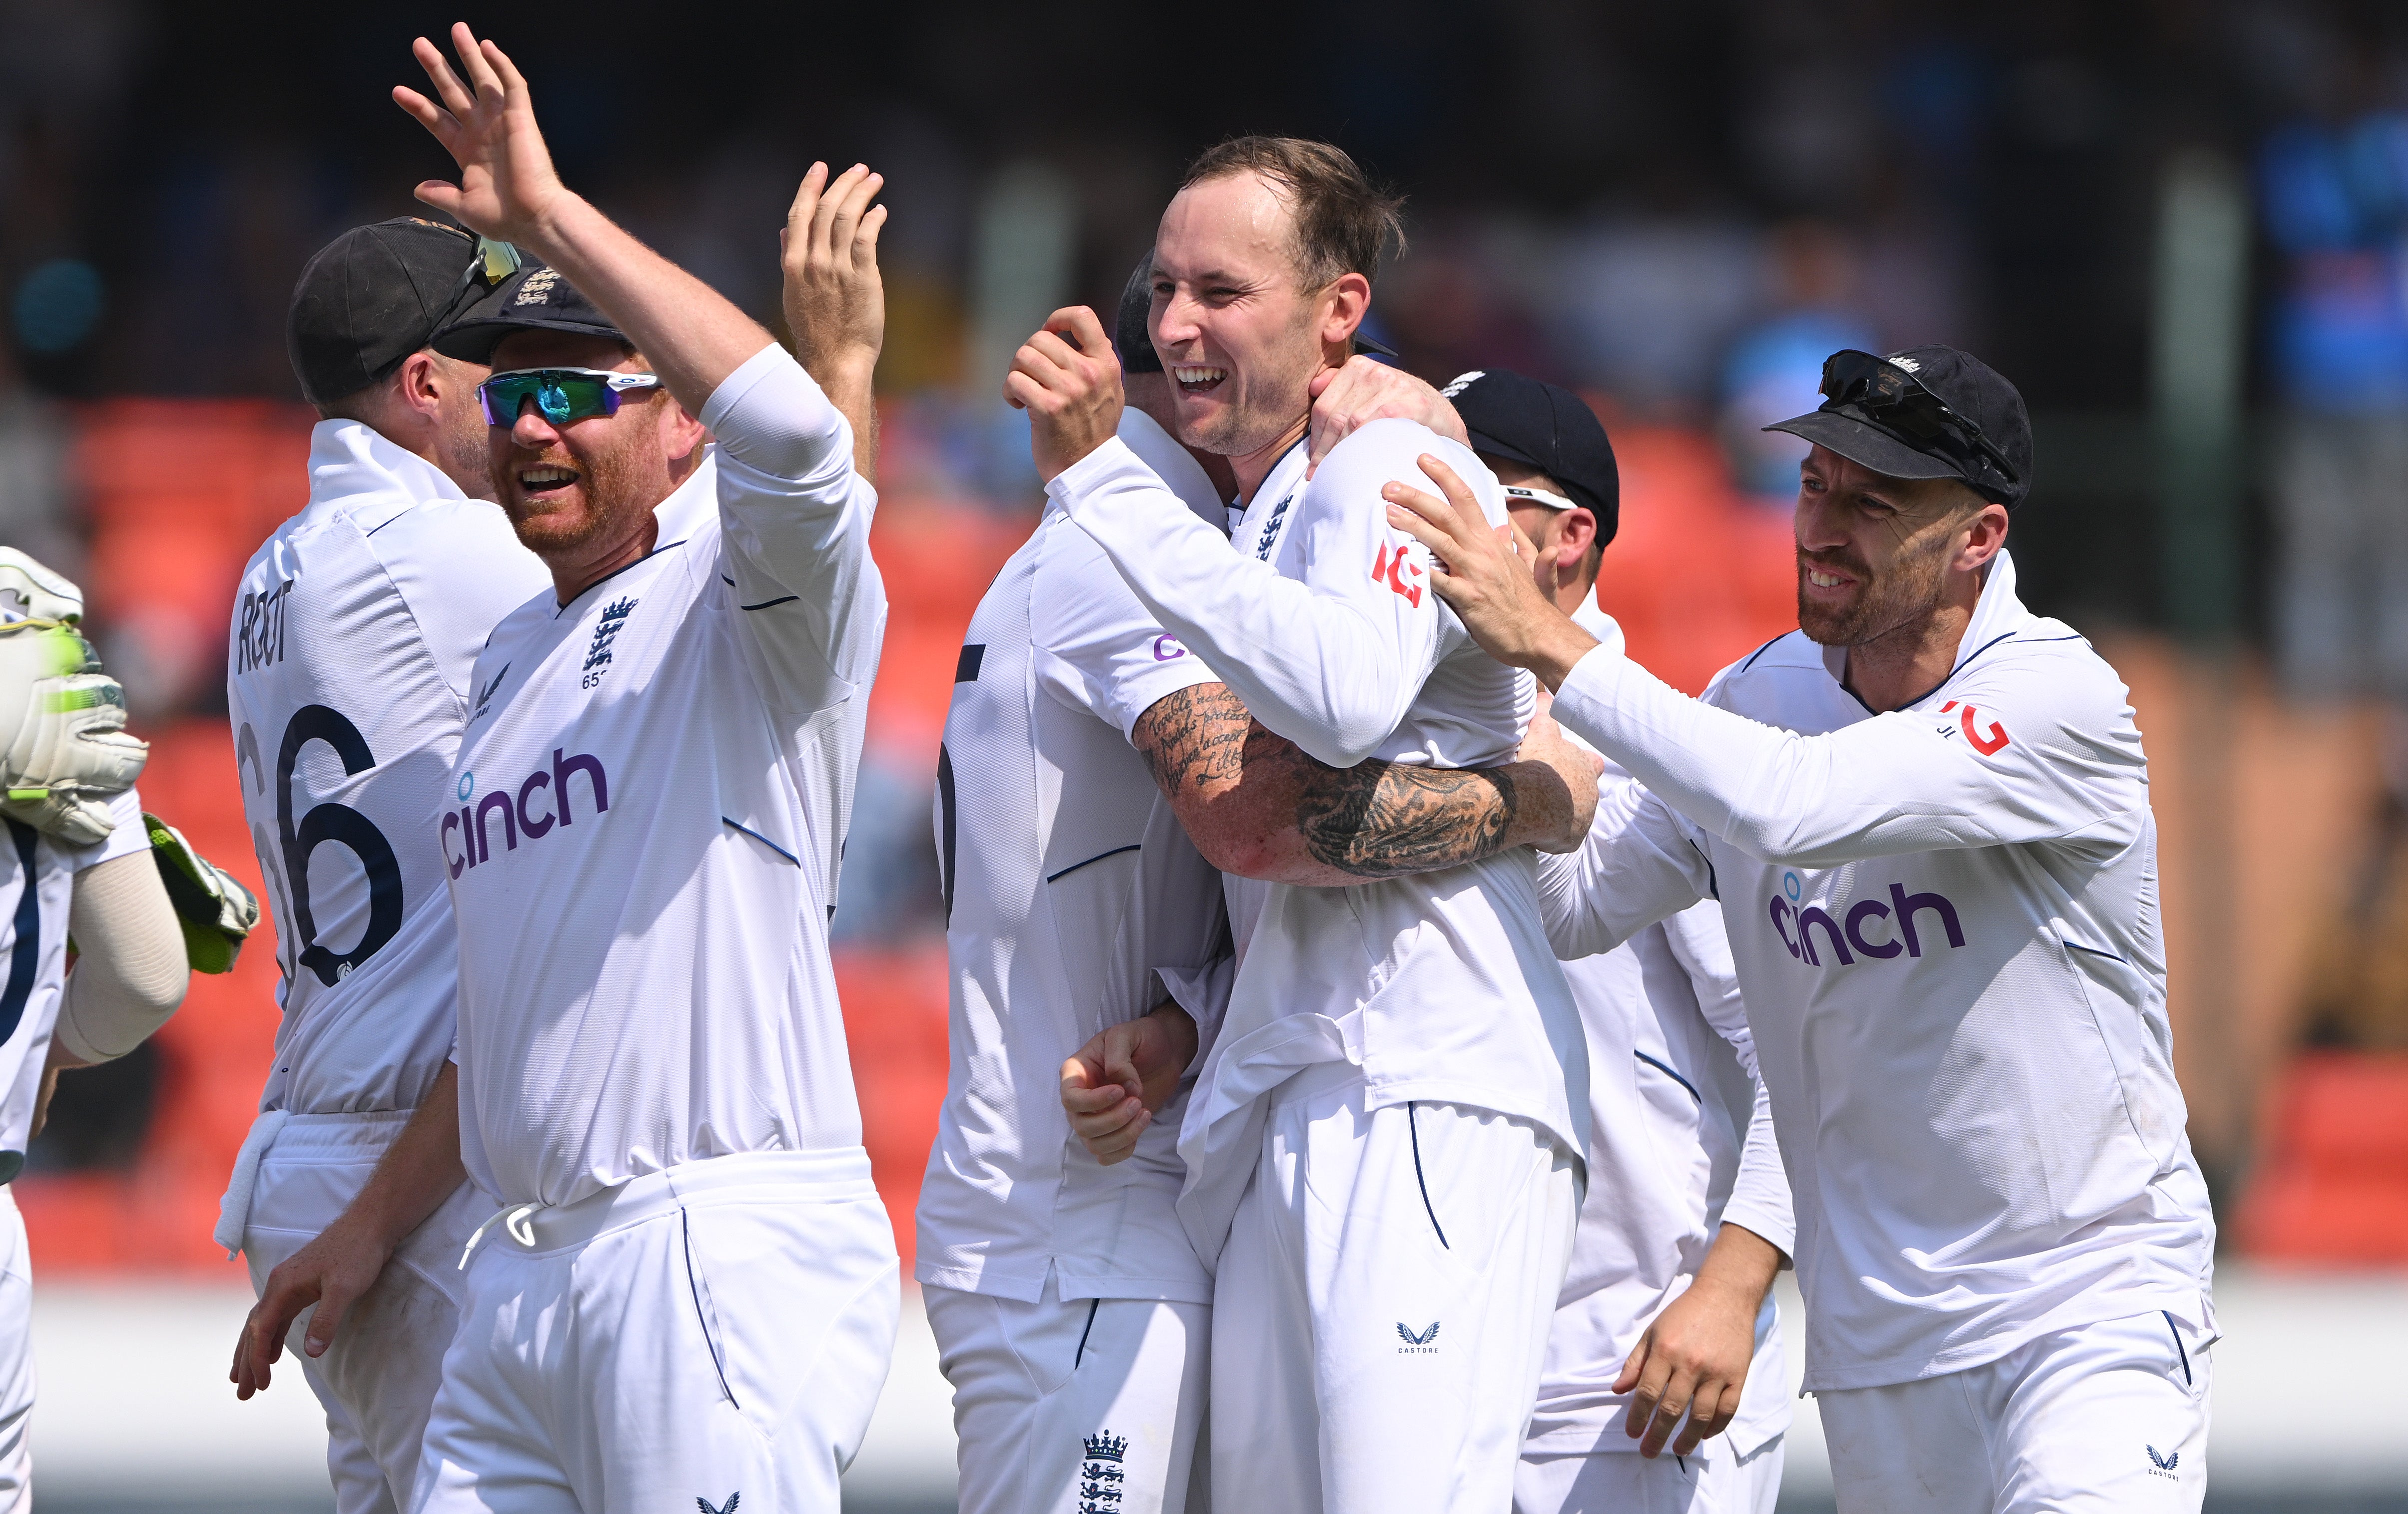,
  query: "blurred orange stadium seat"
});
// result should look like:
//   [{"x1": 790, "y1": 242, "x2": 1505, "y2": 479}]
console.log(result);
[
  {"x1": 1591, "y1": 419, "x2": 1798, "y2": 695},
  {"x1": 2237, "y1": 1052, "x2": 2408, "y2": 1264}
]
